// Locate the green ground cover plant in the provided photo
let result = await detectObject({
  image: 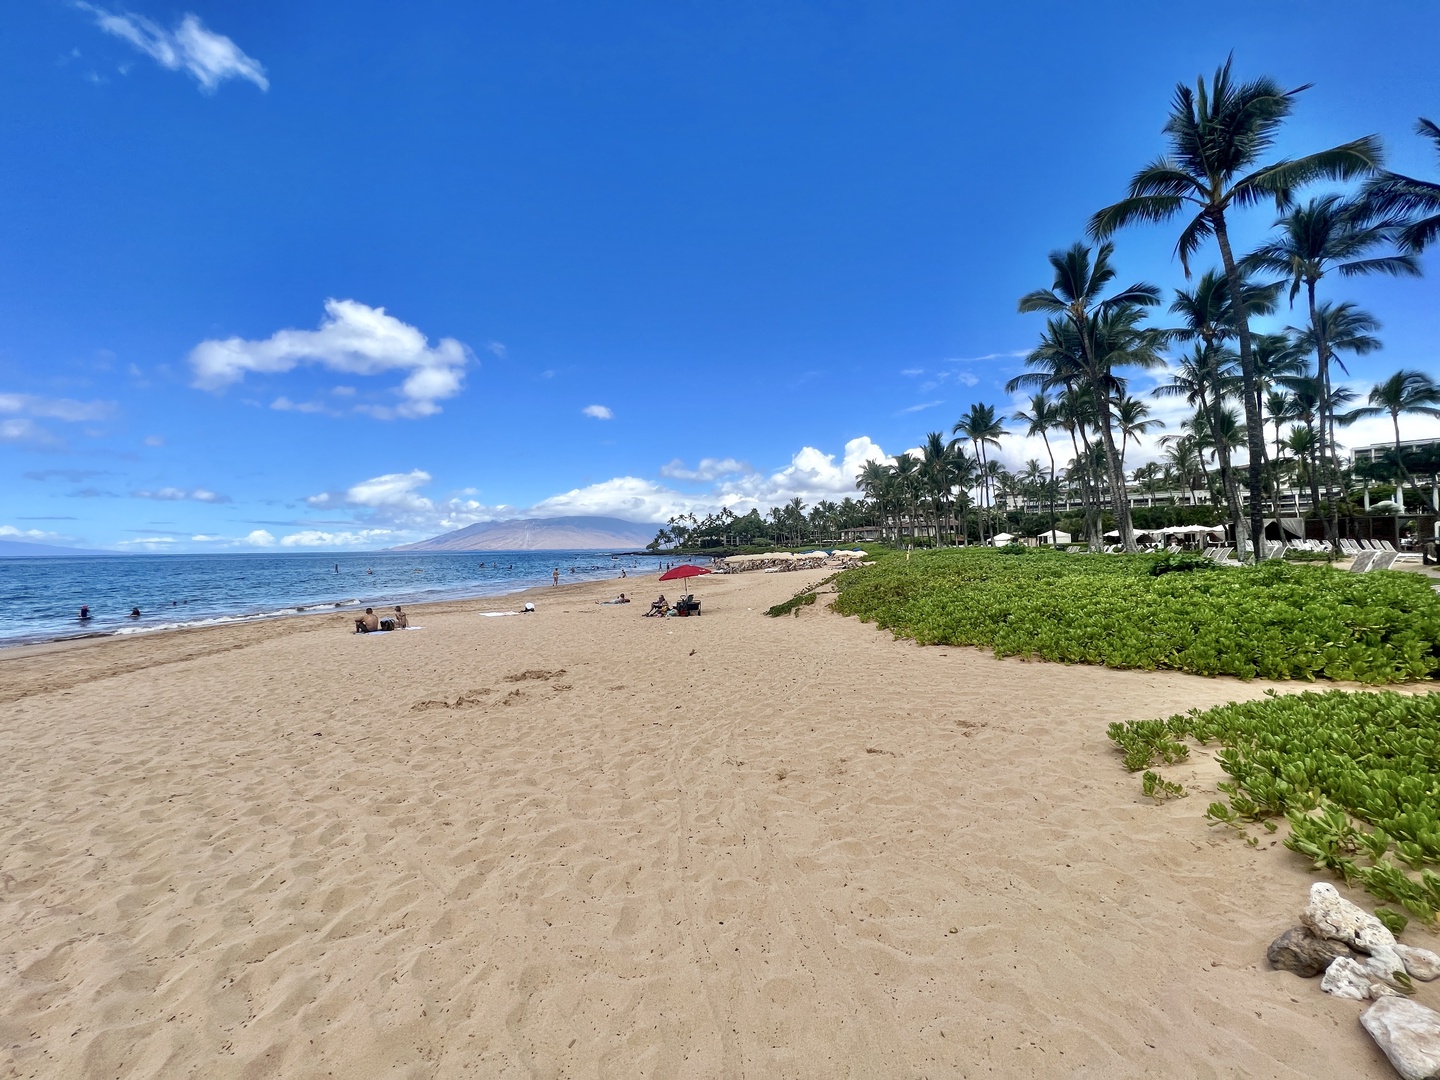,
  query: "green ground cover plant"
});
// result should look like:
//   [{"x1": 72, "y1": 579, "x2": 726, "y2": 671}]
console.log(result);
[
  {"x1": 1112, "y1": 690, "x2": 1440, "y2": 920},
  {"x1": 832, "y1": 547, "x2": 1440, "y2": 683}
]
